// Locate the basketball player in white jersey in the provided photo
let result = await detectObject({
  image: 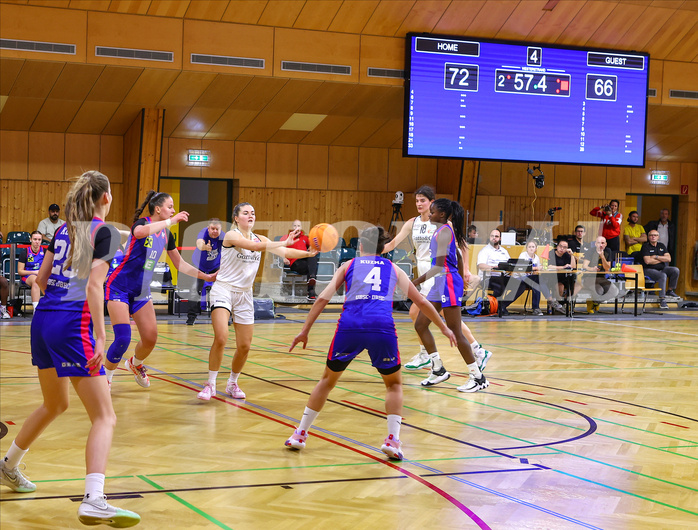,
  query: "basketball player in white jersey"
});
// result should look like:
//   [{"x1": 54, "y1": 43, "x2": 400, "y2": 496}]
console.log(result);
[
  {"x1": 382, "y1": 186, "x2": 493, "y2": 386},
  {"x1": 197, "y1": 202, "x2": 317, "y2": 401}
]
